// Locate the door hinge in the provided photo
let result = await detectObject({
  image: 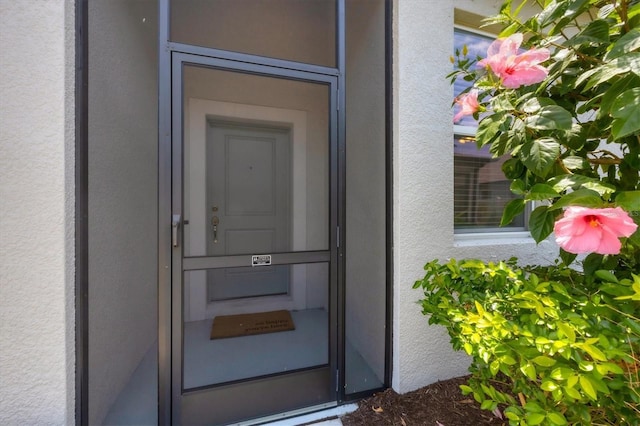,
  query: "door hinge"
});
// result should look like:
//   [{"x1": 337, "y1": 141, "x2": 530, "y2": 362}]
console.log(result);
[
  {"x1": 336, "y1": 226, "x2": 340, "y2": 248},
  {"x1": 336, "y1": 369, "x2": 340, "y2": 393}
]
